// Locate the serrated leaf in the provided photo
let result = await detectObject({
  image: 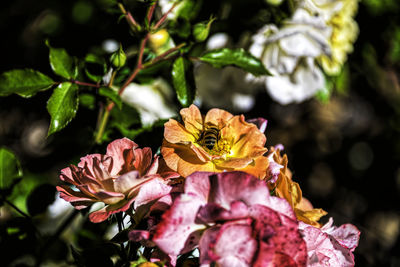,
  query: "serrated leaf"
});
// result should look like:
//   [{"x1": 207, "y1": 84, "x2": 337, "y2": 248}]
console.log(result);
[
  {"x1": 47, "y1": 41, "x2": 78, "y2": 79},
  {"x1": 0, "y1": 69, "x2": 54, "y2": 97},
  {"x1": 0, "y1": 148, "x2": 23, "y2": 190},
  {"x1": 172, "y1": 57, "x2": 194, "y2": 107},
  {"x1": 99, "y1": 87, "x2": 122, "y2": 109},
  {"x1": 47, "y1": 82, "x2": 79, "y2": 135},
  {"x1": 199, "y1": 48, "x2": 271, "y2": 76}
]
